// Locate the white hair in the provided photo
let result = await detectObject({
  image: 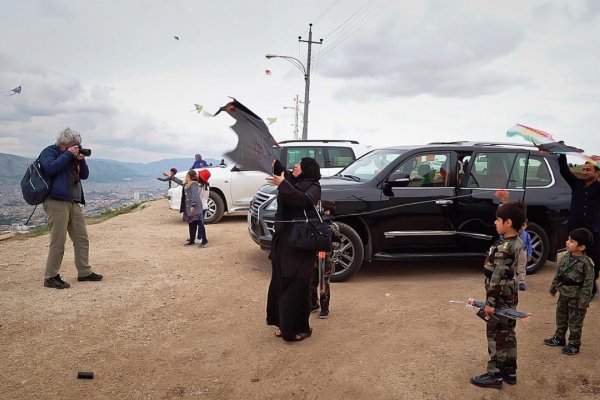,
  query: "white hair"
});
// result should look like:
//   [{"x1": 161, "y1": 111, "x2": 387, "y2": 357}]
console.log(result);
[{"x1": 56, "y1": 127, "x2": 82, "y2": 146}]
